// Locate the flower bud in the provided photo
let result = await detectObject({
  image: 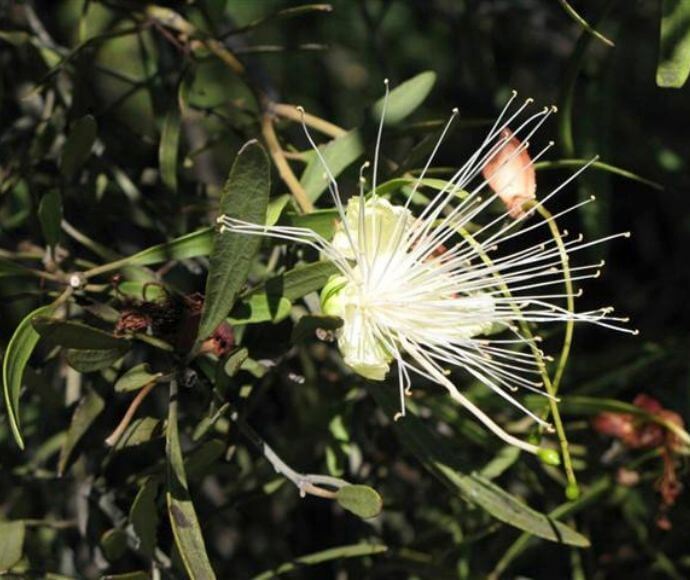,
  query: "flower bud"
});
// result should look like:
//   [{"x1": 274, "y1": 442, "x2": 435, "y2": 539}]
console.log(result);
[{"x1": 482, "y1": 128, "x2": 536, "y2": 218}]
